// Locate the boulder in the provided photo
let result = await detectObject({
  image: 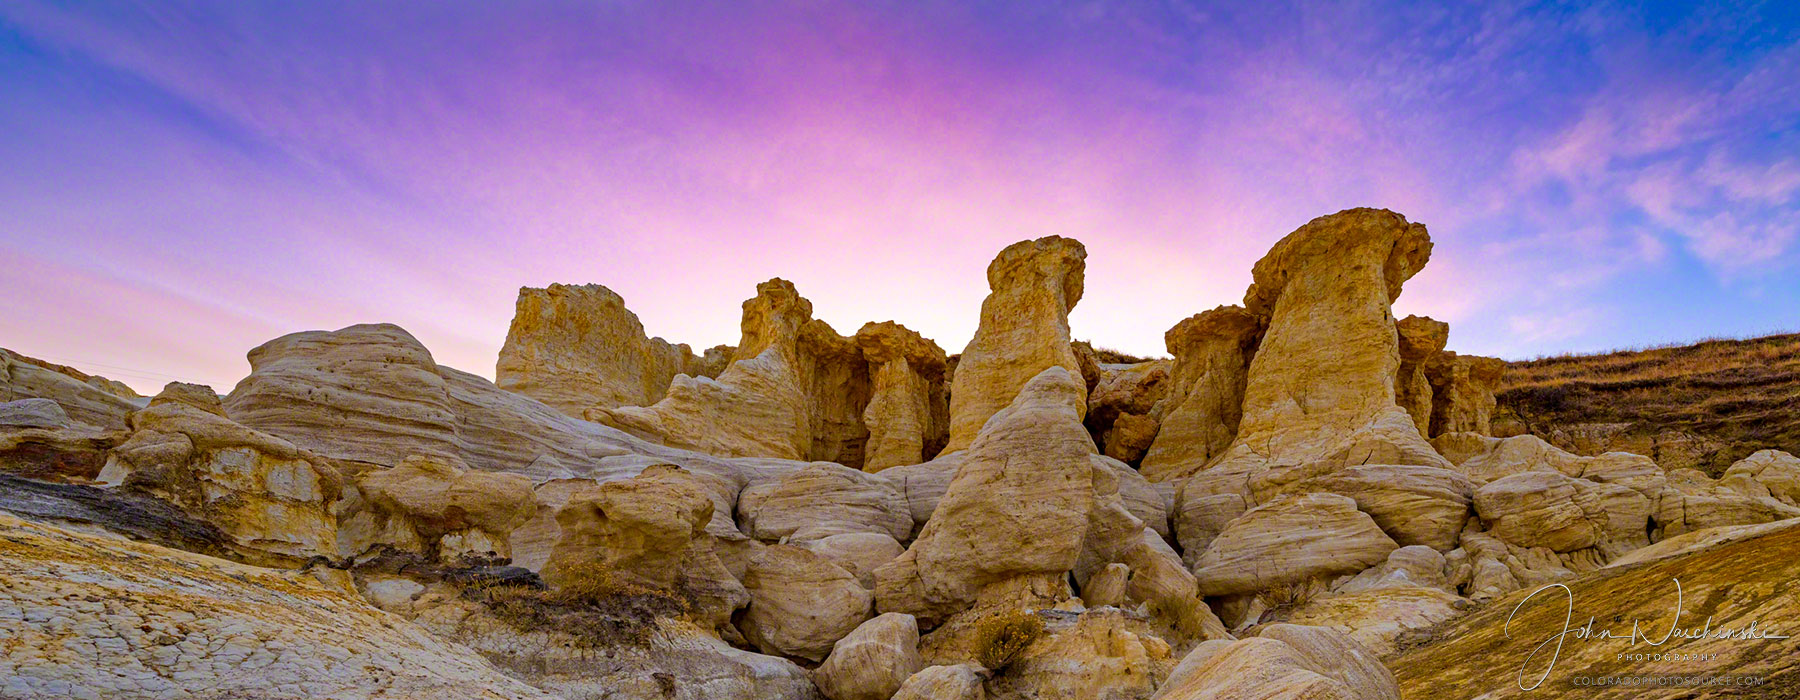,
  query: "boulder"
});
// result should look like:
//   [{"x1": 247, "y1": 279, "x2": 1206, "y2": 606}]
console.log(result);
[
  {"x1": 741, "y1": 544, "x2": 875, "y2": 662},
  {"x1": 1472, "y1": 470, "x2": 1650, "y2": 554},
  {"x1": 813, "y1": 613, "x2": 924, "y2": 700},
  {"x1": 1256, "y1": 624, "x2": 1400, "y2": 698},
  {"x1": 1102, "y1": 413, "x2": 1161, "y2": 464},
  {"x1": 1086, "y1": 360, "x2": 1170, "y2": 462},
  {"x1": 349, "y1": 453, "x2": 537, "y2": 562},
  {"x1": 1153, "y1": 636, "x2": 1366, "y2": 700},
  {"x1": 893, "y1": 665, "x2": 987, "y2": 700},
  {"x1": 0, "y1": 399, "x2": 118, "y2": 481},
  {"x1": 987, "y1": 609, "x2": 1177, "y2": 699},
  {"x1": 1140, "y1": 306, "x2": 1261, "y2": 481},
  {"x1": 1194, "y1": 493, "x2": 1399, "y2": 596},
  {"x1": 1653, "y1": 467, "x2": 1800, "y2": 539},
  {"x1": 943, "y1": 236, "x2": 1087, "y2": 453},
  {"x1": 1721, "y1": 449, "x2": 1800, "y2": 505},
  {"x1": 737, "y1": 461, "x2": 912, "y2": 542},
  {"x1": 1285, "y1": 464, "x2": 1474, "y2": 551},
  {"x1": 1394, "y1": 315, "x2": 1448, "y2": 435},
  {"x1": 856, "y1": 322, "x2": 949, "y2": 472},
  {"x1": 796, "y1": 533, "x2": 907, "y2": 589},
  {"x1": 97, "y1": 383, "x2": 342, "y2": 564},
  {"x1": 0, "y1": 397, "x2": 72, "y2": 428},
  {"x1": 1424, "y1": 352, "x2": 1505, "y2": 437},
  {"x1": 495, "y1": 283, "x2": 718, "y2": 417}
]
